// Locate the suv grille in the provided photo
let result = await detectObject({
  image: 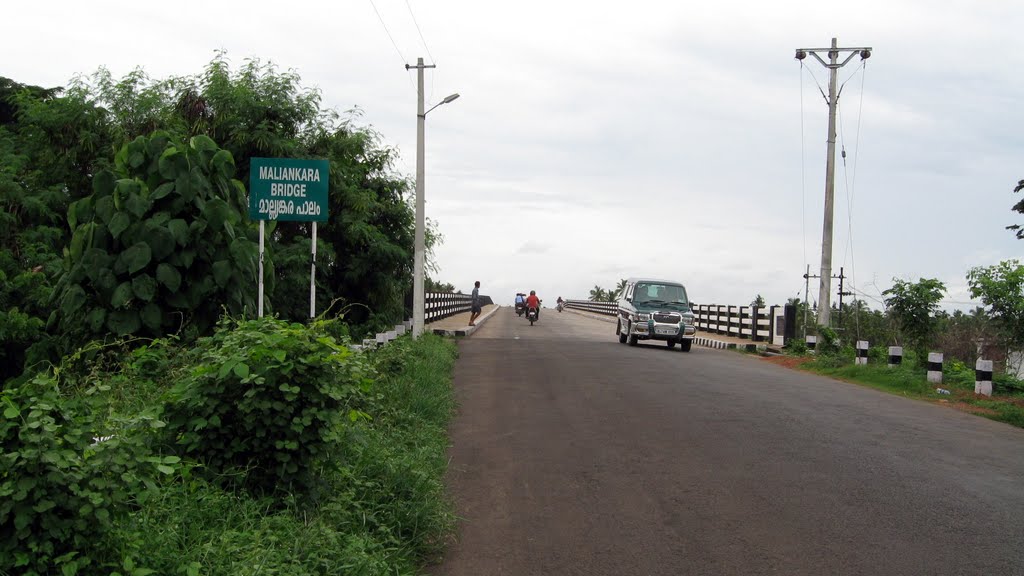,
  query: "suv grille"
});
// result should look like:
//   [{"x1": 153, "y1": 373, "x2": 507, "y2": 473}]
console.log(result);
[{"x1": 653, "y1": 313, "x2": 681, "y2": 324}]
